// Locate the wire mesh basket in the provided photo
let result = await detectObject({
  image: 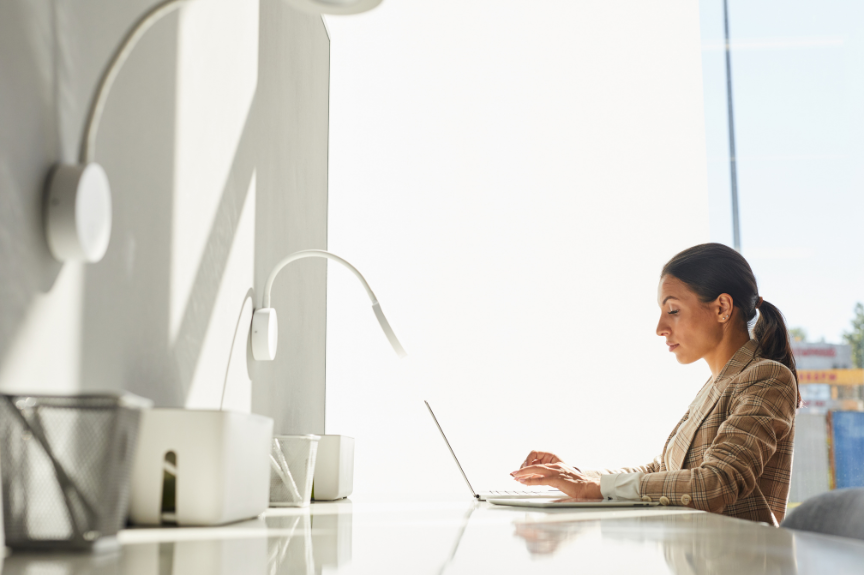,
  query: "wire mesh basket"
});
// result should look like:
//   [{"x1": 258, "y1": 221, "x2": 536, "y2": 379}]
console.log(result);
[{"x1": 0, "y1": 393, "x2": 151, "y2": 549}]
